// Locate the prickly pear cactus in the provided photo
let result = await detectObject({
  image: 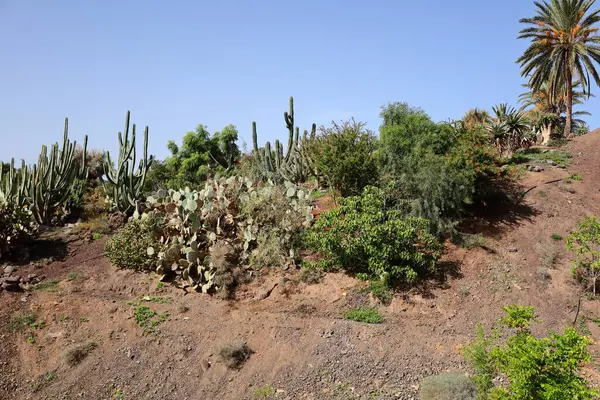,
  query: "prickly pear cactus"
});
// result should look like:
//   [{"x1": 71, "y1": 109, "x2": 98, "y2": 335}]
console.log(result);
[{"x1": 140, "y1": 176, "x2": 313, "y2": 292}]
